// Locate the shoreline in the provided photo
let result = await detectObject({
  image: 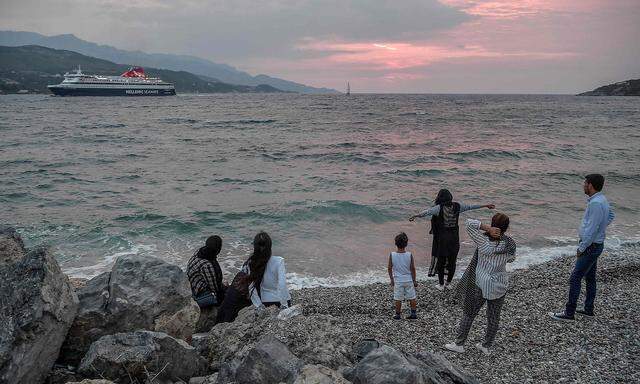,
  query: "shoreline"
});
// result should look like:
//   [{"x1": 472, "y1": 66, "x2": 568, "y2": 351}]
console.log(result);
[
  {"x1": 291, "y1": 243, "x2": 640, "y2": 383},
  {"x1": 61, "y1": 236, "x2": 639, "y2": 290}
]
